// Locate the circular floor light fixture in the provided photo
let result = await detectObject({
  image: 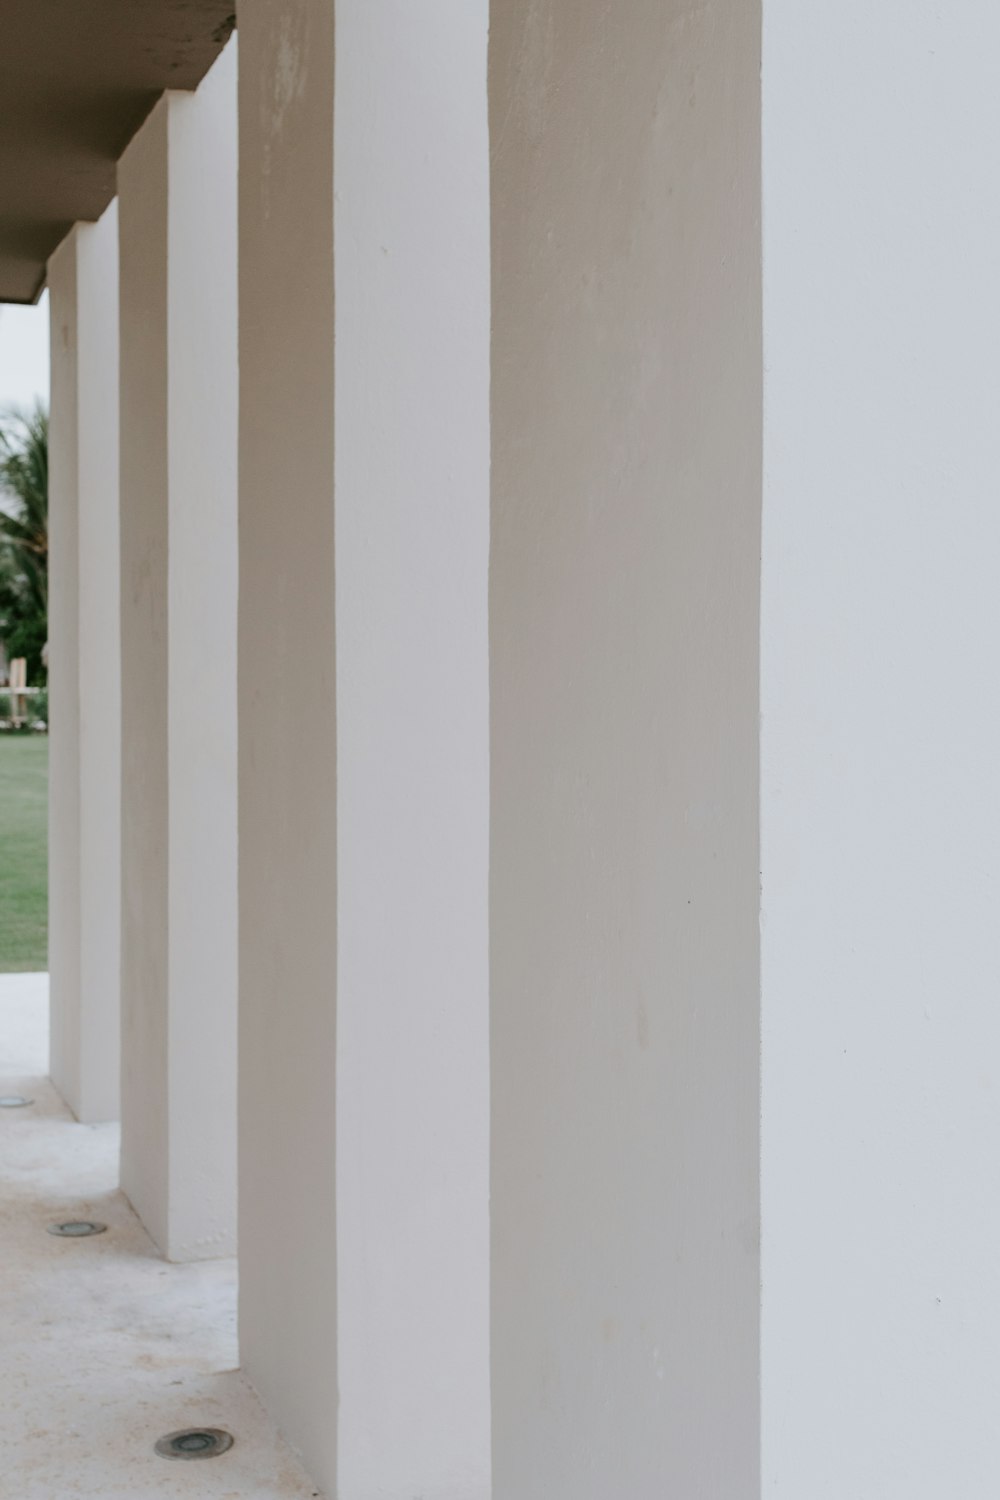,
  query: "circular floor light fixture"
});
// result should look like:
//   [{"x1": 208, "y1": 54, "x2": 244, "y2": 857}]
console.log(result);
[
  {"x1": 0, "y1": 1094, "x2": 33, "y2": 1108},
  {"x1": 47, "y1": 1220, "x2": 108, "y2": 1238},
  {"x1": 155, "y1": 1428, "x2": 234, "y2": 1461}
]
